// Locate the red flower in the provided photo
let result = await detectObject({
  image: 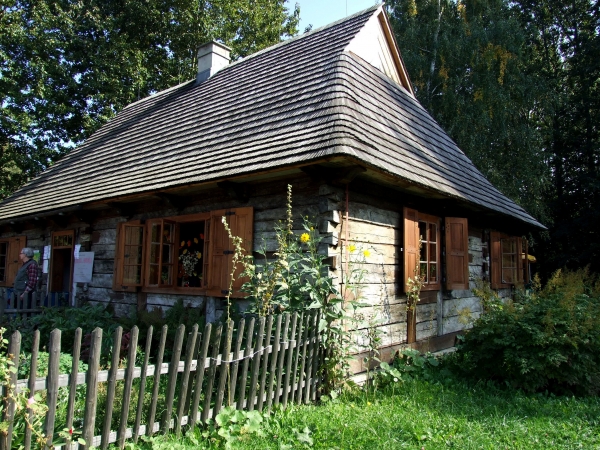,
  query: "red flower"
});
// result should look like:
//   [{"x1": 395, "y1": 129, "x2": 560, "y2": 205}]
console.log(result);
[
  {"x1": 69, "y1": 428, "x2": 73, "y2": 435},
  {"x1": 200, "y1": 233, "x2": 204, "y2": 240},
  {"x1": 187, "y1": 240, "x2": 191, "y2": 246}
]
